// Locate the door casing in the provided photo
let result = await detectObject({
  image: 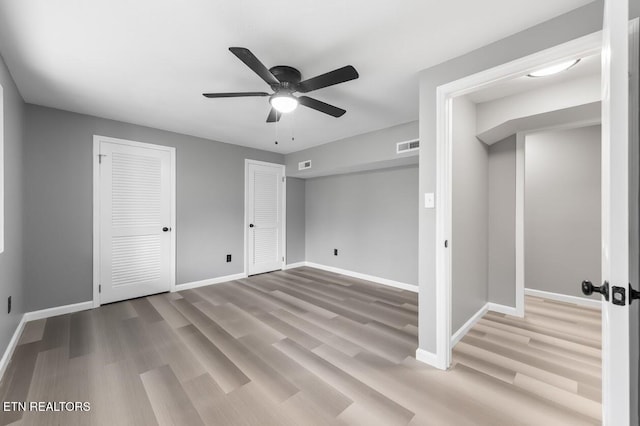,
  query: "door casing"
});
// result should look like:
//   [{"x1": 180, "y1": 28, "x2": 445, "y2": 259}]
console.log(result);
[
  {"x1": 92, "y1": 135, "x2": 176, "y2": 307},
  {"x1": 244, "y1": 159, "x2": 286, "y2": 276}
]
